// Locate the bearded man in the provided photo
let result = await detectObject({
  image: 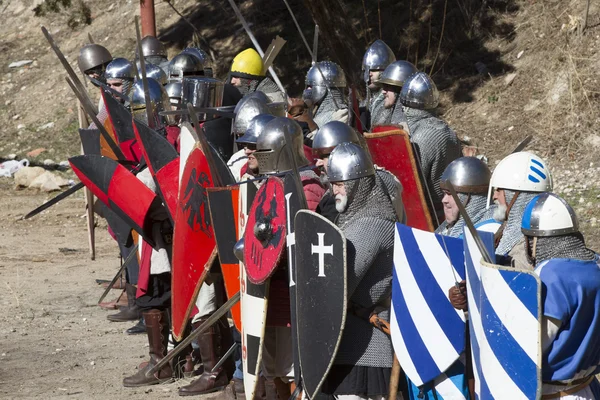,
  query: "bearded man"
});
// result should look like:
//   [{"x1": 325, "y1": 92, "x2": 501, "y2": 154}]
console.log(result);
[{"x1": 322, "y1": 142, "x2": 399, "y2": 400}]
